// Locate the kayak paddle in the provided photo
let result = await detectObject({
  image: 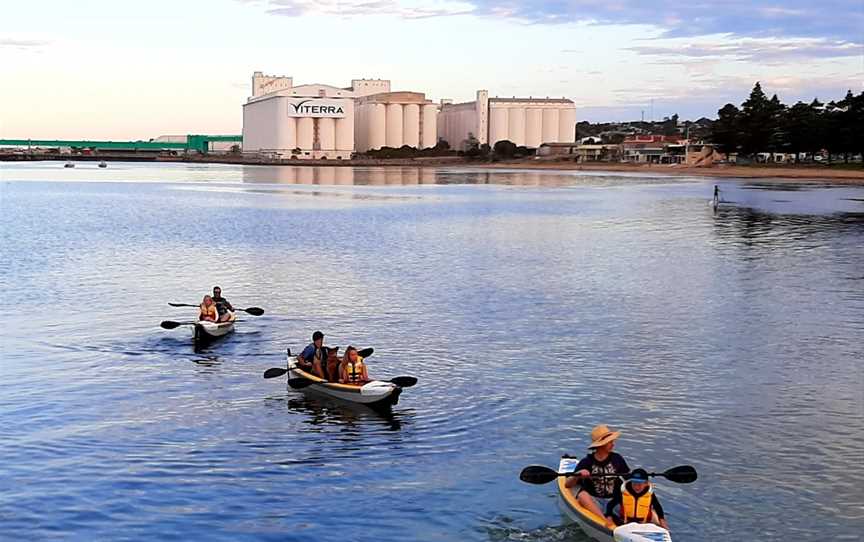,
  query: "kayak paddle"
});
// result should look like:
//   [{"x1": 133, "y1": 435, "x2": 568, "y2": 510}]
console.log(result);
[
  {"x1": 160, "y1": 320, "x2": 197, "y2": 329},
  {"x1": 169, "y1": 302, "x2": 264, "y2": 316},
  {"x1": 519, "y1": 465, "x2": 697, "y2": 485}
]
